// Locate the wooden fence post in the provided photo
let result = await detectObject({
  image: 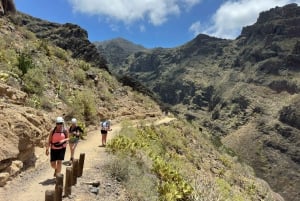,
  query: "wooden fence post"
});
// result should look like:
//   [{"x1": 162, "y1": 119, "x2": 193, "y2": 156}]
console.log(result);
[
  {"x1": 55, "y1": 173, "x2": 64, "y2": 201},
  {"x1": 64, "y1": 167, "x2": 72, "y2": 197},
  {"x1": 78, "y1": 153, "x2": 85, "y2": 177},
  {"x1": 45, "y1": 189, "x2": 55, "y2": 201},
  {"x1": 72, "y1": 159, "x2": 79, "y2": 185}
]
